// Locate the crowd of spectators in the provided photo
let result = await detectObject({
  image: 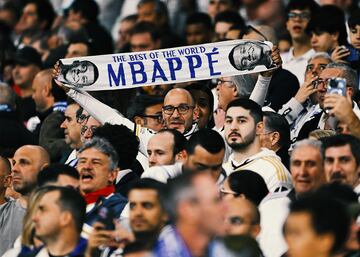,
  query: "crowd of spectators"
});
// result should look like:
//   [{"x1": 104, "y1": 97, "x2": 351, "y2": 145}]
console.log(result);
[{"x1": 0, "y1": 0, "x2": 360, "y2": 257}]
